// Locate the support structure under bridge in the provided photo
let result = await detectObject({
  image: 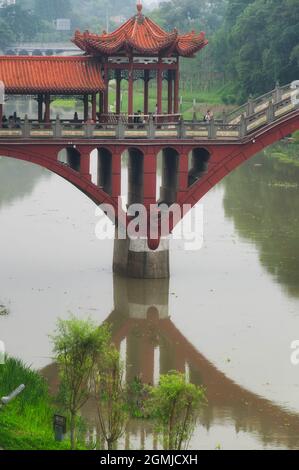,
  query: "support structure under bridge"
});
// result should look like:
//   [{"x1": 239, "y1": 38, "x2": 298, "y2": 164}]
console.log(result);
[
  {"x1": 0, "y1": 83, "x2": 298, "y2": 278},
  {"x1": 0, "y1": 3, "x2": 298, "y2": 278}
]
